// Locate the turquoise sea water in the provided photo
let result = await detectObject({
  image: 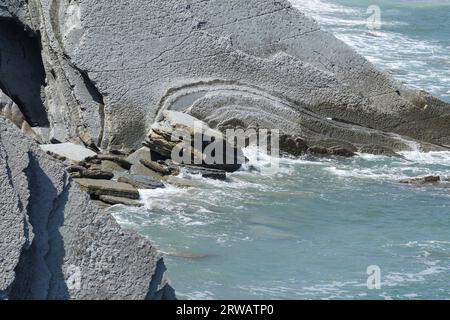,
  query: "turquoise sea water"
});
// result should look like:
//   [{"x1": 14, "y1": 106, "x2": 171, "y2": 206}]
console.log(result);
[{"x1": 112, "y1": 1, "x2": 450, "y2": 299}]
